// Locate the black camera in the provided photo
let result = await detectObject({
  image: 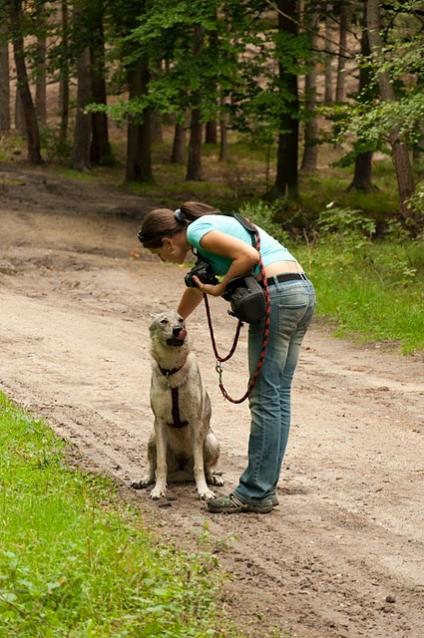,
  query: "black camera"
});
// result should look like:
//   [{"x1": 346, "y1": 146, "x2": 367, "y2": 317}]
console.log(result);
[{"x1": 184, "y1": 260, "x2": 219, "y2": 288}]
